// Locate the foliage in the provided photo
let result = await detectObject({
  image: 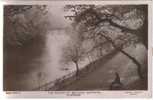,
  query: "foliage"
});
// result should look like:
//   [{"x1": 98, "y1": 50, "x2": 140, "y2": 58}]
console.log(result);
[
  {"x1": 64, "y1": 4, "x2": 147, "y2": 79},
  {"x1": 64, "y1": 5, "x2": 148, "y2": 49},
  {"x1": 4, "y1": 5, "x2": 50, "y2": 47}
]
